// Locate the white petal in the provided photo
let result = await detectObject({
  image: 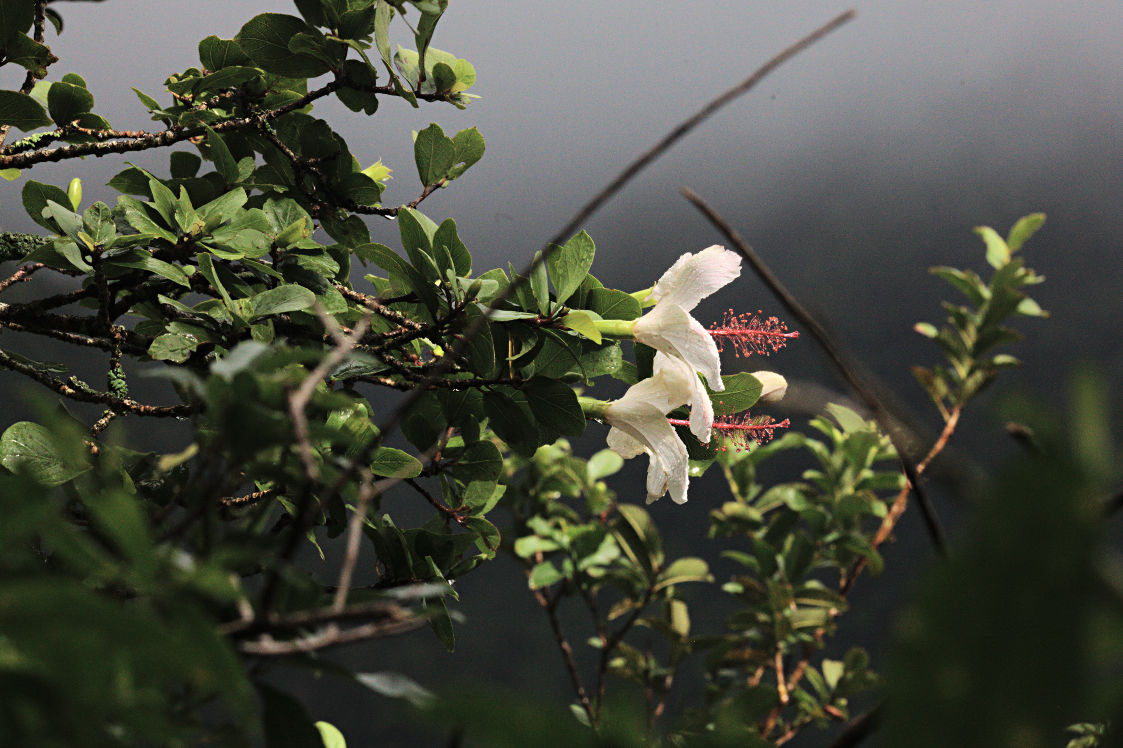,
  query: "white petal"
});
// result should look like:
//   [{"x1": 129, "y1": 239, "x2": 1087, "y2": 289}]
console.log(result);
[
  {"x1": 751, "y1": 371, "x2": 788, "y2": 403},
  {"x1": 606, "y1": 424, "x2": 645, "y2": 459},
  {"x1": 612, "y1": 358, "x2": 694, "y2": 415},
  {"x1": 650, "y1": 245, "x2": 741, "y2": 311},
  {"x1": 634, "y1": 303, "x2": 724, "y2": 391},
  {"x1": 654, "y1": 353, "x2": 714, "y2": 443},
  {"x1": 604, "y1": 400, "x2": 690, "y2": 504}
]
